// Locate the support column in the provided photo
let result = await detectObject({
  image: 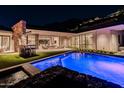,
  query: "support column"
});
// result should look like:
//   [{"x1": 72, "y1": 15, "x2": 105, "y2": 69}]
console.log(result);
[
  {"x1": 120, "y1": 34, "x2": 123, "y2": 46},
  {"x1": 35, "y1": 34, "x2": 39, "y2": 49},
  {"x1": 94, "y1": 31, "x2": 97, "y2": 50}
]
